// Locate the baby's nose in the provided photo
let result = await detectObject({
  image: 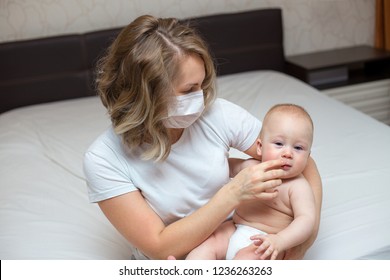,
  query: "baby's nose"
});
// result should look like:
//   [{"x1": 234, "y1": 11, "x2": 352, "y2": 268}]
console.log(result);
[{"x1": 282, "y1": 148, "x2": 293, "y2": 159}]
